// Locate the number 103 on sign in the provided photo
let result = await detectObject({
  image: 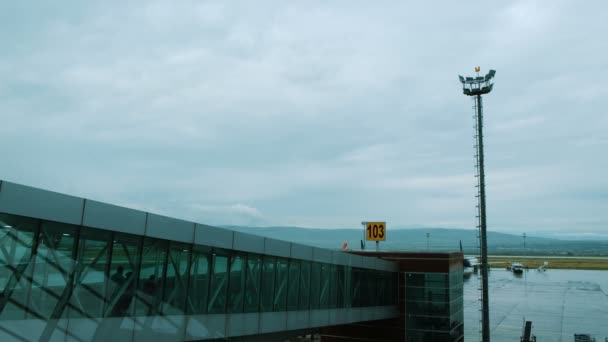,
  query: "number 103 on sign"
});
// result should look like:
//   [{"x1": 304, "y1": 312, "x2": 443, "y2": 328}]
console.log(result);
[{"x1": 366, "y1": 222, "x2": 386, "y2": 241}]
